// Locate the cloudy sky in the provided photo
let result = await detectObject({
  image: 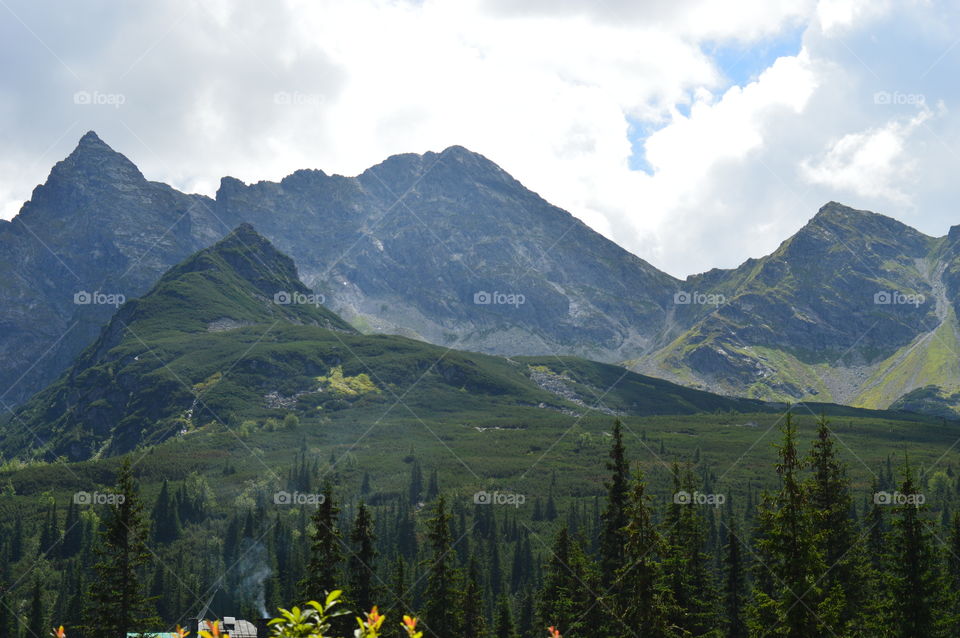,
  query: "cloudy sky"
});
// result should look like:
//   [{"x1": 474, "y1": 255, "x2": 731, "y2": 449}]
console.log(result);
[{"x1": 0, "y1": 0, "x2": 957, "y2": 277}]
